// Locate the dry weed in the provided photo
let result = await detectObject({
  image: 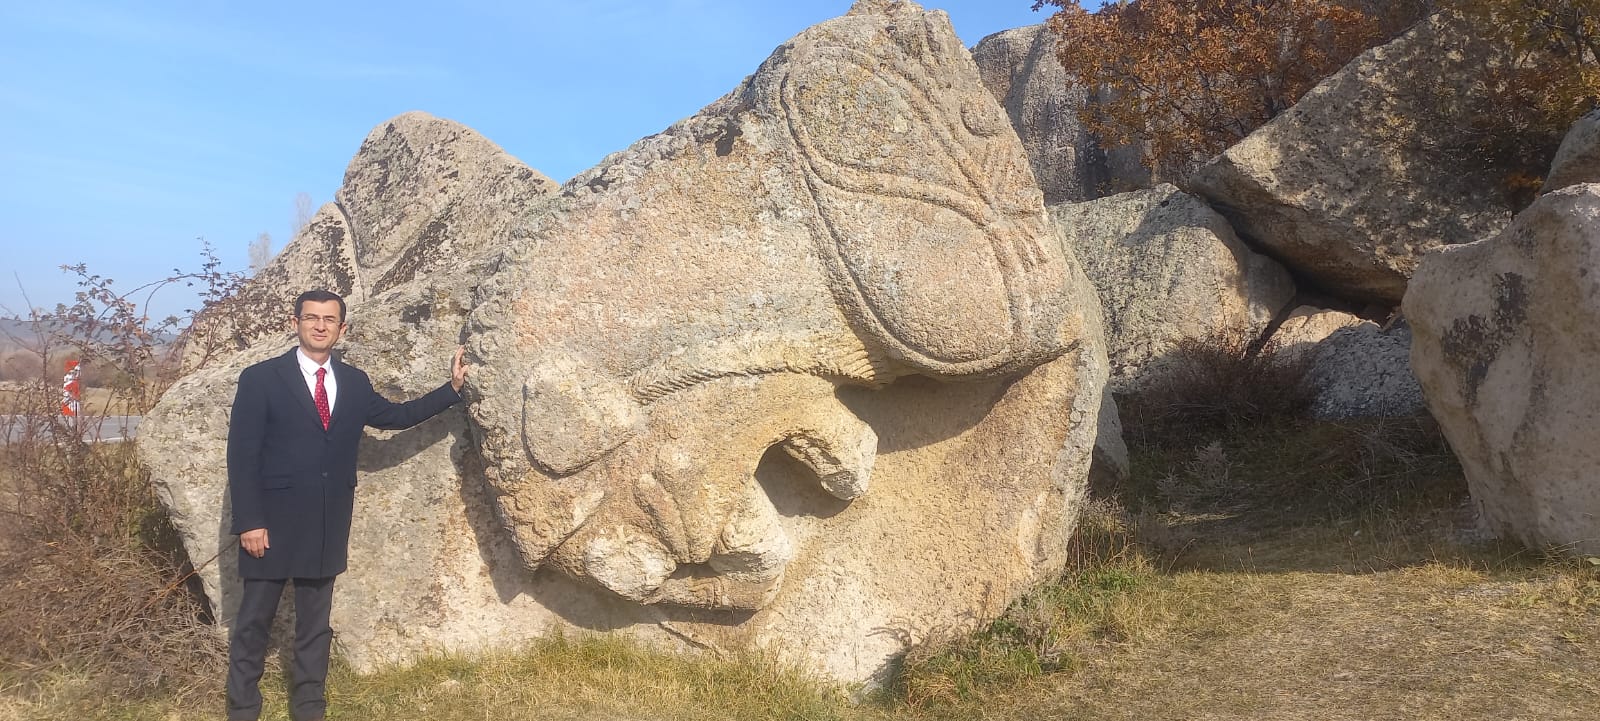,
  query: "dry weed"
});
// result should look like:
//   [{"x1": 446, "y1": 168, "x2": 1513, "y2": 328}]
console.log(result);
[
  {"x1": 0, "y1": 251, "x2": 262, "y2": 704},
  {"x1": 1120, "y1": 329, "x2": 1314, "y2": 445}
]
